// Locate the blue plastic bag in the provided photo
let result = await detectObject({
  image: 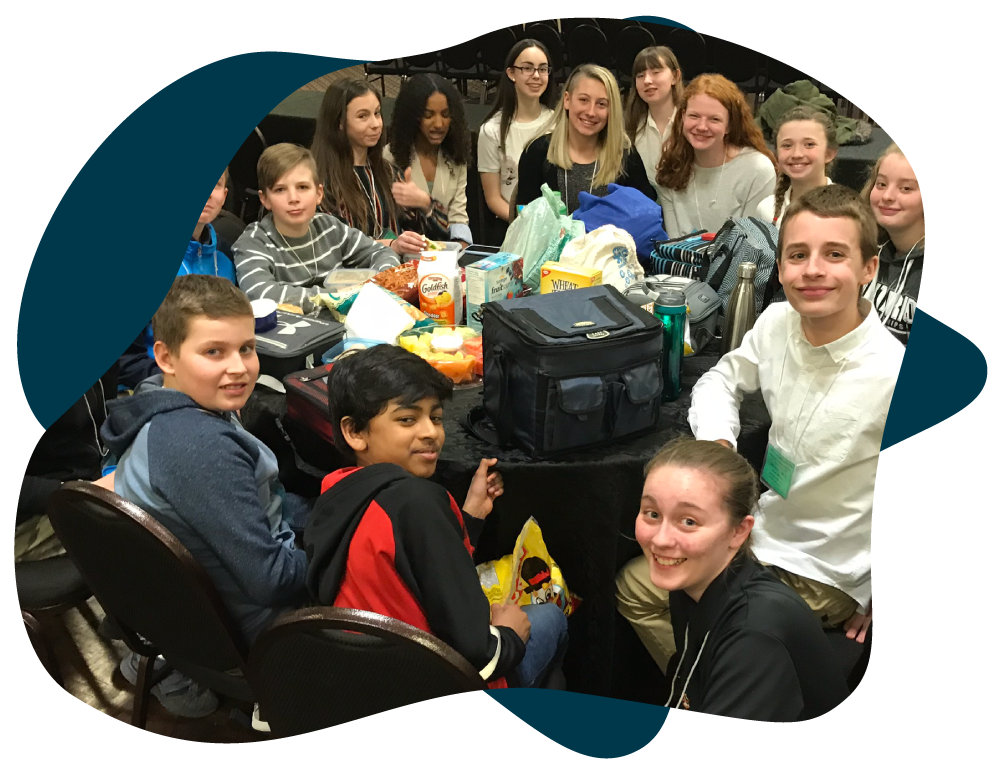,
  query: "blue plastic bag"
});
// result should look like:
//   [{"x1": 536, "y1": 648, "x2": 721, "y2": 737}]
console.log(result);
[{"x1": 573, "y1": 184, "x2": 668, "y2": 262}]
